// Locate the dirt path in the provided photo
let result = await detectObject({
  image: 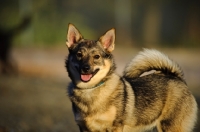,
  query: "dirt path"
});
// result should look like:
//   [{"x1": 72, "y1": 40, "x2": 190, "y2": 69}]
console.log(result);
[{"x1": 12, "y1": 47, "x2": 200, "y2": 90}]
